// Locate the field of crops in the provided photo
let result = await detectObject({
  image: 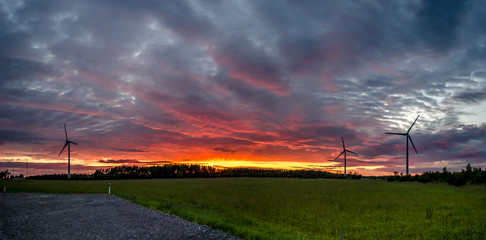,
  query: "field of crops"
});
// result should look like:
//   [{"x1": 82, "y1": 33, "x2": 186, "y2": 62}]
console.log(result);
[{"x1": 2, "y1": 178, "x2": 485, "y2": 239}]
